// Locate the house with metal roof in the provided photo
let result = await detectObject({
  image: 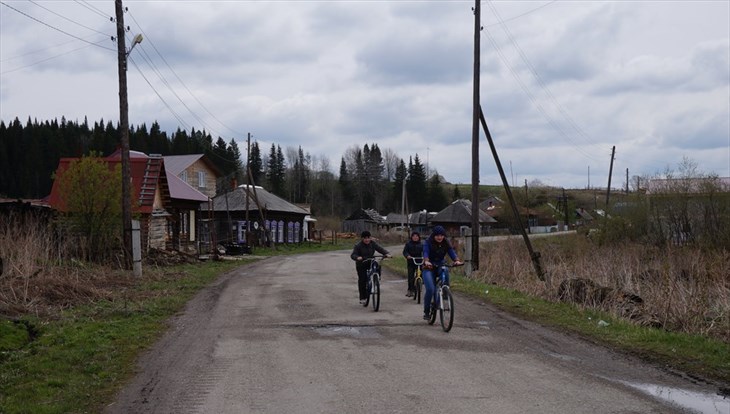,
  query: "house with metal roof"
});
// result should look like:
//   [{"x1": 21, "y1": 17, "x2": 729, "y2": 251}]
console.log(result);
[
  {"x1": 163, "y1": 154, "x2": 222, "y2": 199},
  {"x1": 204, "y1": 184, "x2": 310, "y2": 247},
  {"x1": 48, "y1": 150, "x2": 210, "y2": 255},
  {"x1": 342, "y1": 208, "x2": 387, "y2": 234},
  {"x1": 429, "y1": 199, "x2": 496, "y2": 237}
]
